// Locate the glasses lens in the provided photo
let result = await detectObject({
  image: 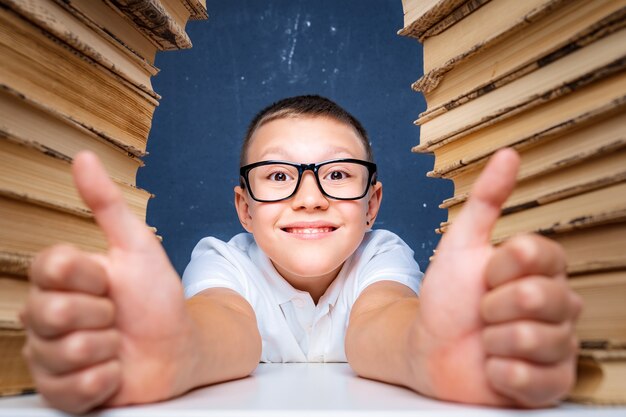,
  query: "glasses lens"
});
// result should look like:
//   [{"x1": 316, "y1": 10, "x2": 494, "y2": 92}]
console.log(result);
[
  {"x1": 318, "y1": 161, "x2": 370, "y2": 199},
  {"x1": 247, "y1": 163, "x2": 300, "y2": 201}
]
